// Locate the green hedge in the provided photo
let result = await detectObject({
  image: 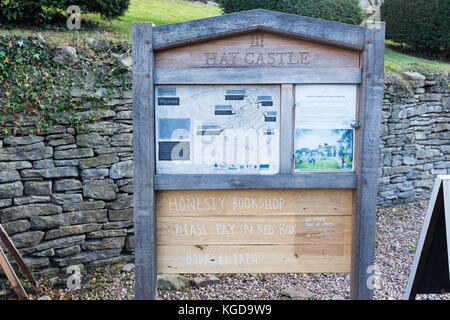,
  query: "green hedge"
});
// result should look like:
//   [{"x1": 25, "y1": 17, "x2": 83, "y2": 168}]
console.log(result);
[
  {"x1": 0, "y1": 0, "x2": 130, "y2": 26},
  {"x1": 220, "y1": 0, "x2": 364, "y2": 25},
  {"x1": 381, "y1": 0, "x2": 450, "y2": 59}
]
